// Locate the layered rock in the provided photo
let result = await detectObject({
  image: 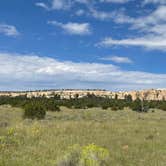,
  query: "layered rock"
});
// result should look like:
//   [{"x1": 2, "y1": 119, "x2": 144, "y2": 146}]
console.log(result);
[{"x1": 0, "y1": 89, "x2": 165, "y2": 101}]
